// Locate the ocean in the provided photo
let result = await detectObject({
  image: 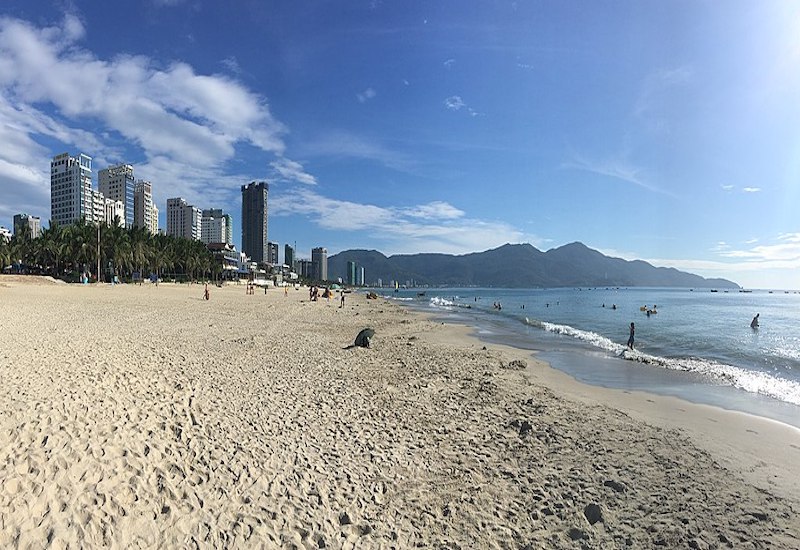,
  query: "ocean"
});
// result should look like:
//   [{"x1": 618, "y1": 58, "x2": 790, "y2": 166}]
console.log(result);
[{"x1": 385, "y1": 287, "x2": 800, "y2": 428}]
